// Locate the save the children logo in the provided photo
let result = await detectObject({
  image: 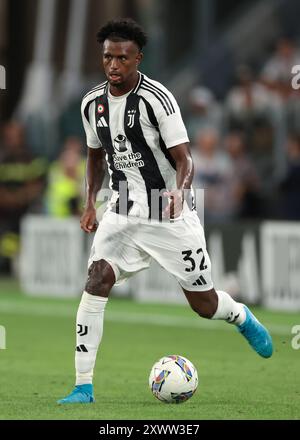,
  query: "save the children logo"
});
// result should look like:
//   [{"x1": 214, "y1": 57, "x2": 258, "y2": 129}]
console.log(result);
[
  {"x1": 114, "y1": 134, "x2": 128, "y2": 153},
  {"x1": 112, "y1": 135, "x2": 144, "y2": 170}
]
